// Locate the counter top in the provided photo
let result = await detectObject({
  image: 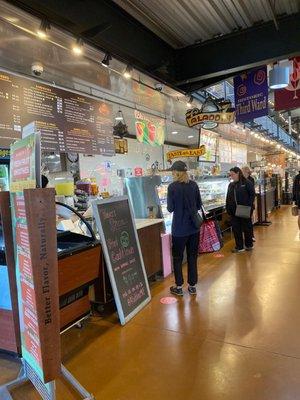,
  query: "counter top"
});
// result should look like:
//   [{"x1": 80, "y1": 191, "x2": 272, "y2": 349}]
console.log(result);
[{"x1": 135, "y1": 219, "x2": 164, "y2": 230}]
